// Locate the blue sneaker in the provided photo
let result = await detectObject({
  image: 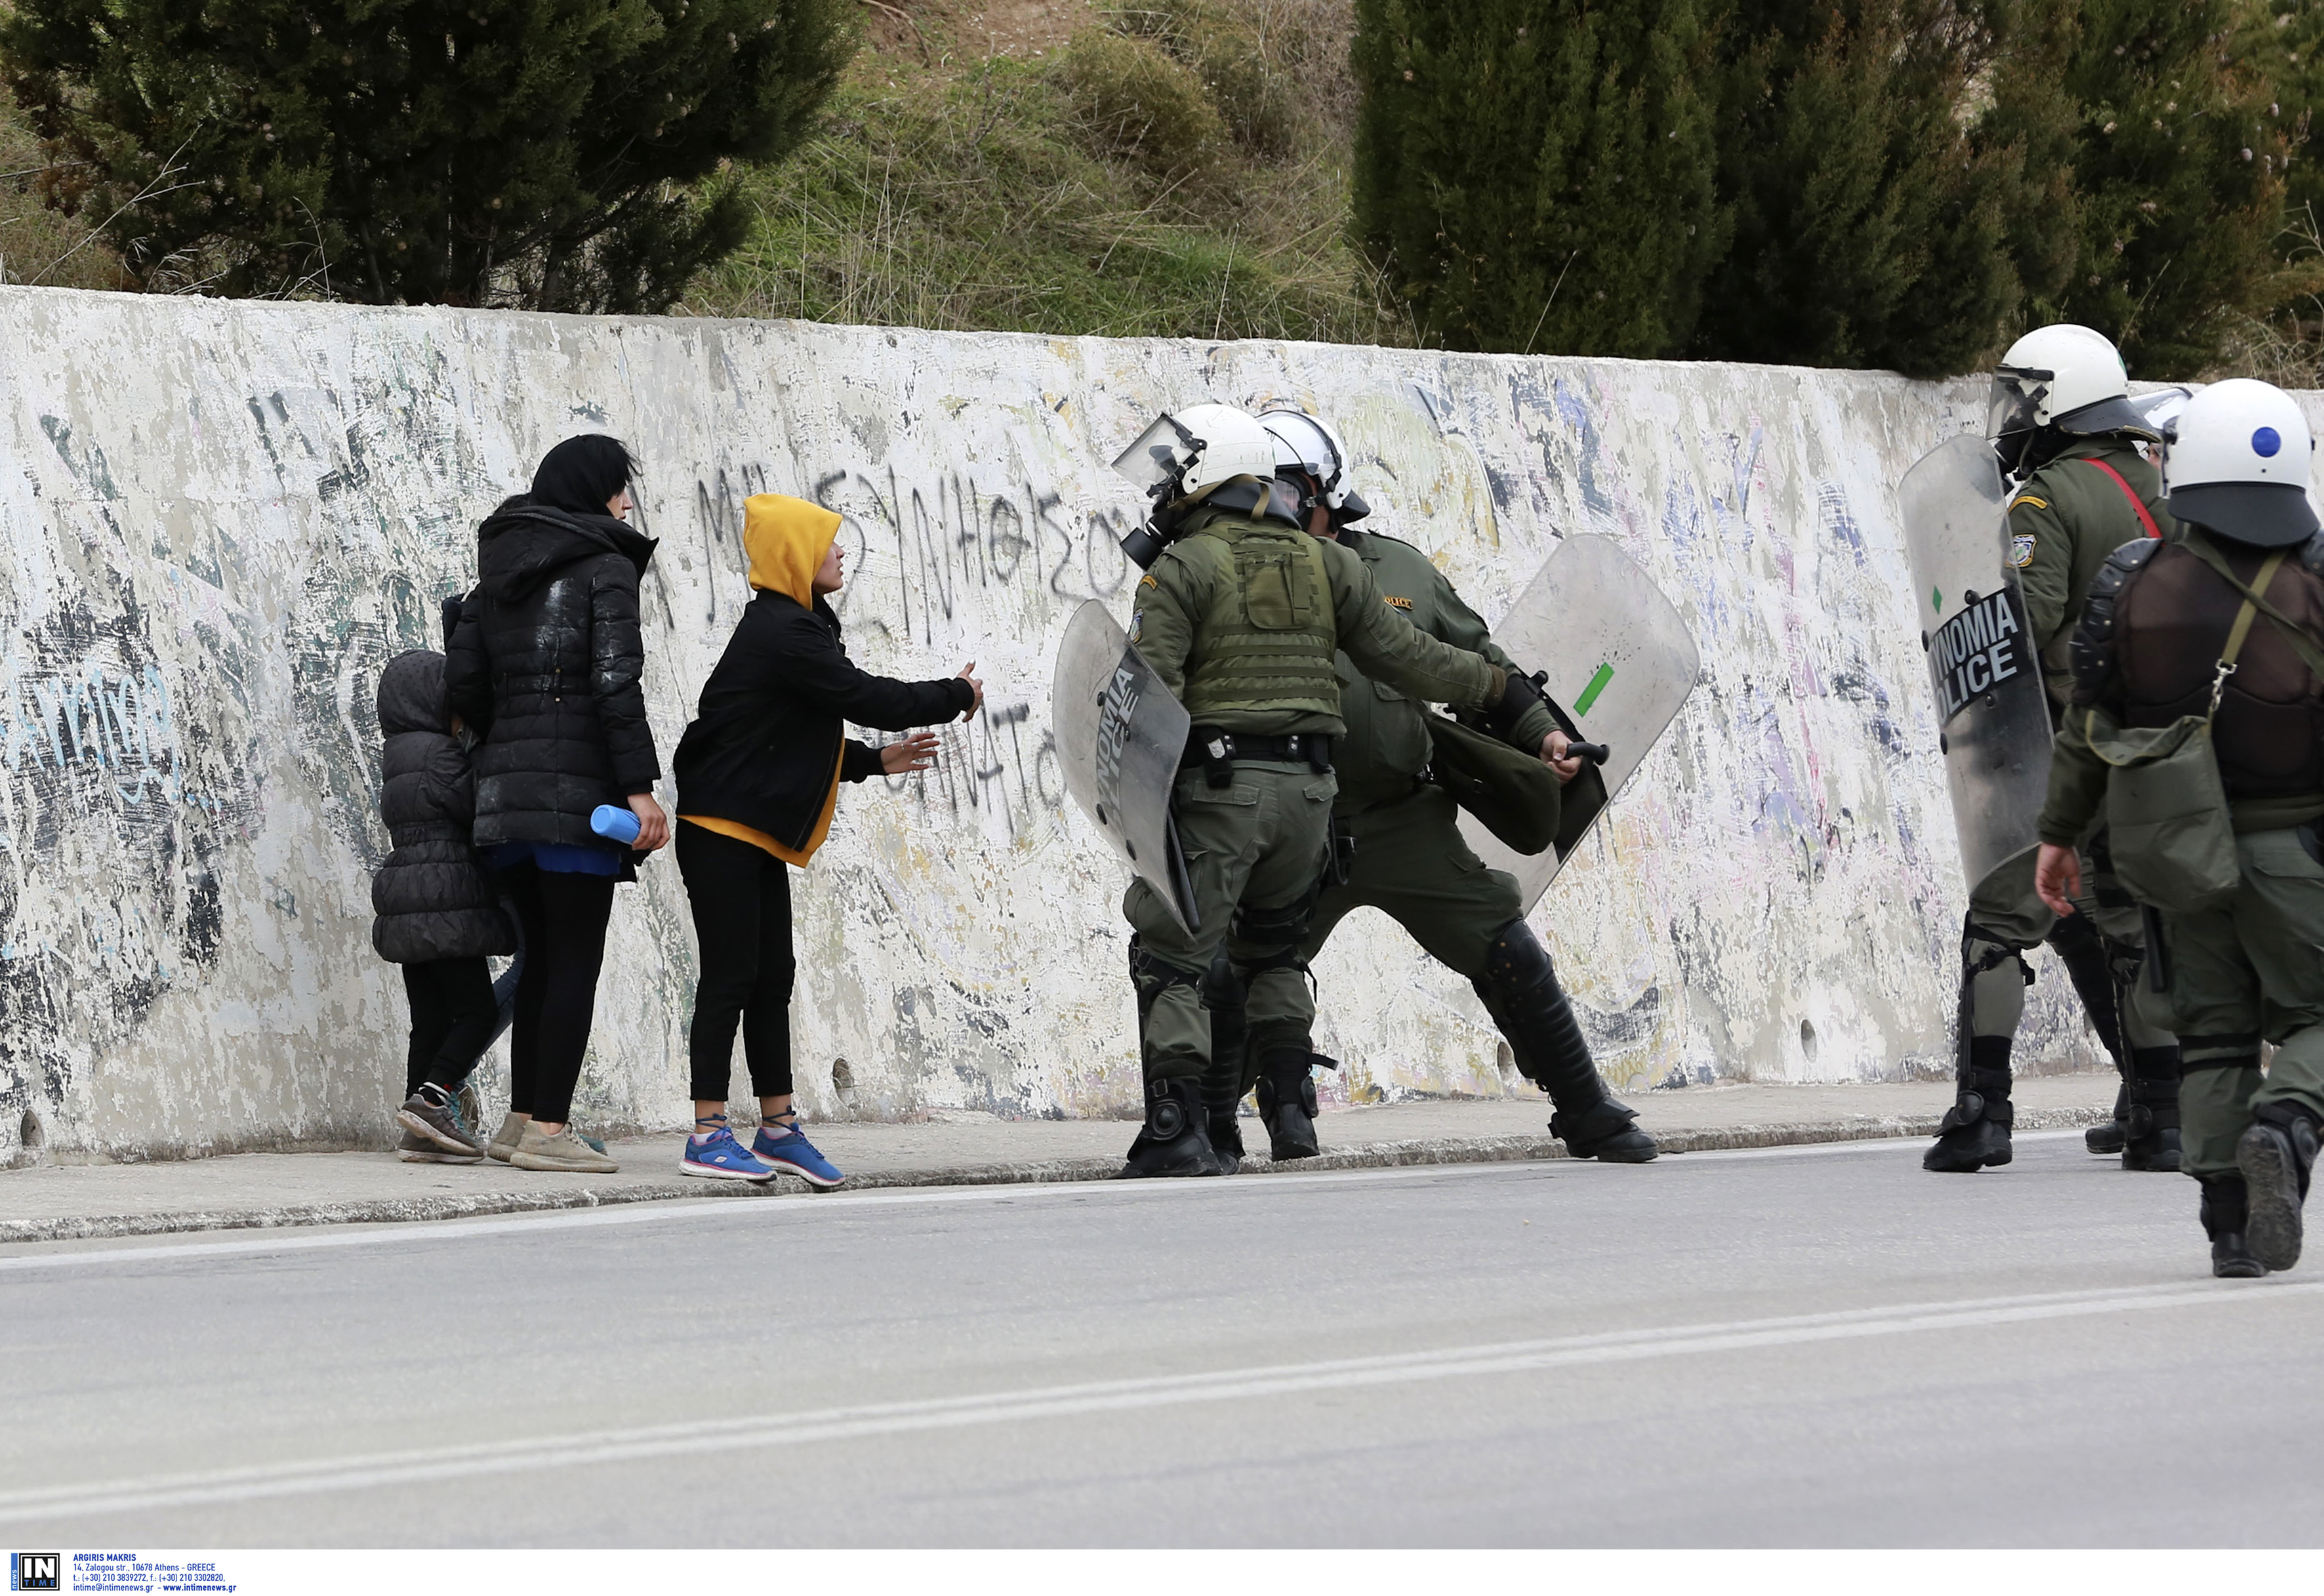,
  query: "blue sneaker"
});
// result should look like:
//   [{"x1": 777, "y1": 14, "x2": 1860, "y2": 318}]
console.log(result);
[
  {"x1": 752, "y1": 1120, "x2": 844, "y2": 1188},
  {"x1": 680, "y1": 1123, "x2": 777, "y2": 1183}
]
